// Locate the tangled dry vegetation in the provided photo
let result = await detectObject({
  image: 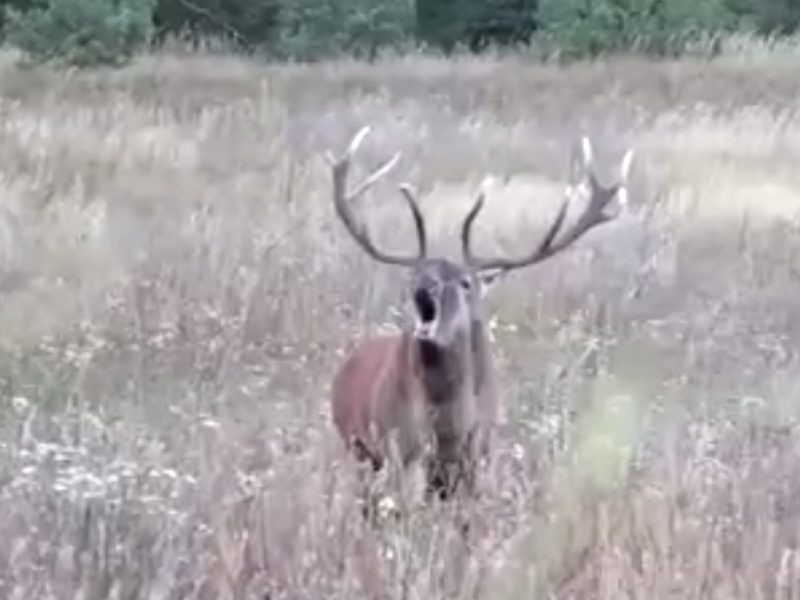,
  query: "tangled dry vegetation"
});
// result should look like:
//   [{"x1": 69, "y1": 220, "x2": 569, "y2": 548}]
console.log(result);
[{"x1": 1, "y1": 46, "x2": 800, "y2": 599}]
